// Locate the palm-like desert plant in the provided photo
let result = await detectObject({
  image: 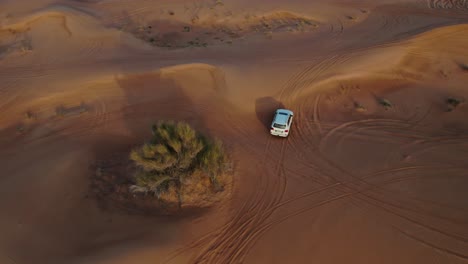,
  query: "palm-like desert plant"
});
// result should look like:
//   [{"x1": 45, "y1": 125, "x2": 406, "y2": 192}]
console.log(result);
[{"x1": 130, "y1": 121, "x2": 229, "y2": 208}]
